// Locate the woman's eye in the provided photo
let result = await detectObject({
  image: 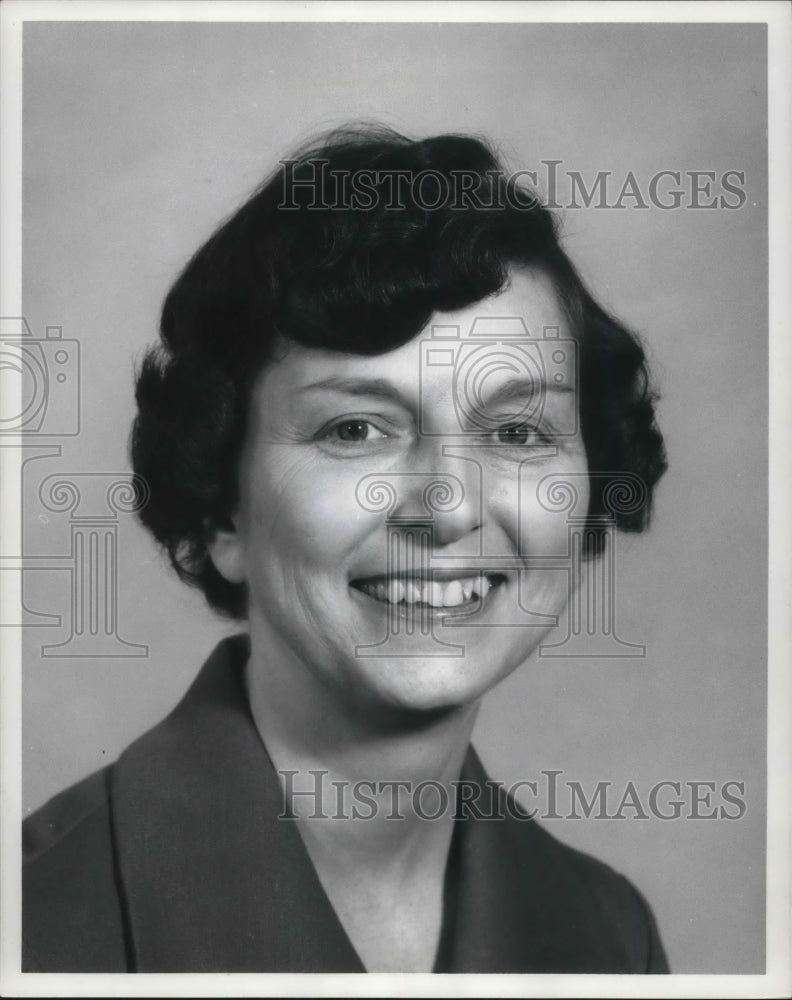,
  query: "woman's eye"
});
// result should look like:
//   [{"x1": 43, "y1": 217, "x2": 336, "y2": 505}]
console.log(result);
[
  {"x1": 323, "y1": 419, "x2": 388, "y2": 445},
  {"x1": 496, "y1": 423, "x2": 545, "y2": 446}
]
